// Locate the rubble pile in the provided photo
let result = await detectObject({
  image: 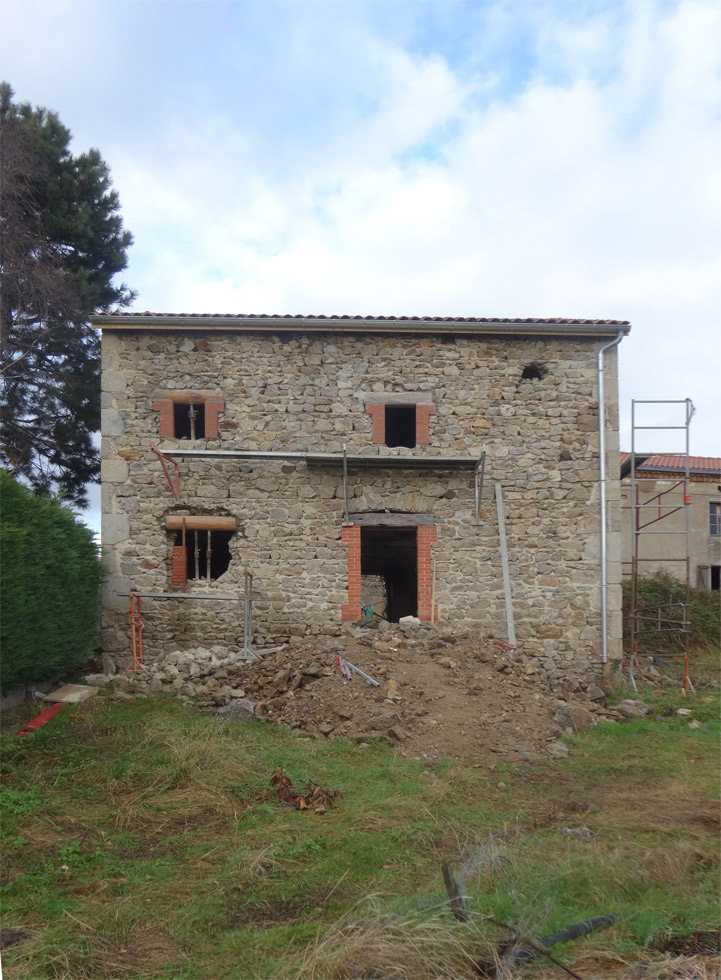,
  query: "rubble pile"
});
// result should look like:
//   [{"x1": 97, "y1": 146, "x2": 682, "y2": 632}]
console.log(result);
[{"x1": 85, "y1": 624, "x2": 678, "y2": 763}]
